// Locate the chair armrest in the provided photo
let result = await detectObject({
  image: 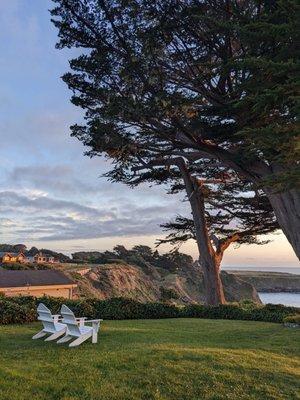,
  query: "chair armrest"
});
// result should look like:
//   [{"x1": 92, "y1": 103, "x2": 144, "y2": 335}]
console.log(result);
[
  {"x1": 86, "y1": 319, "x2": 102, "y2": 333},
  {"x1": 85, "y1": 319, "x2": 103, "y2": 323},
  {"x1": 76, "y1": 317, "x2": 87, "y2": 327}
]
